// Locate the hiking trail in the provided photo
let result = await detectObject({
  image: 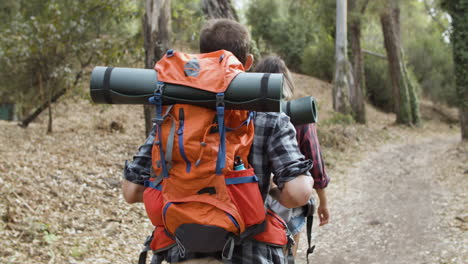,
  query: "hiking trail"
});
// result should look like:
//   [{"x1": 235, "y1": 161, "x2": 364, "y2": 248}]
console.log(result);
[{"x1": 296, "y1": 133, "x2": 467, "y2": 264}]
